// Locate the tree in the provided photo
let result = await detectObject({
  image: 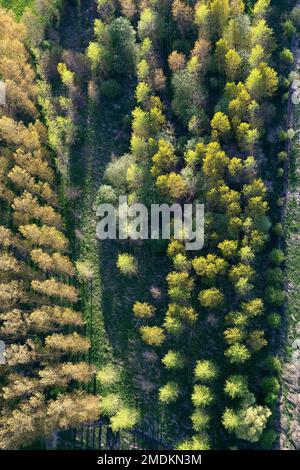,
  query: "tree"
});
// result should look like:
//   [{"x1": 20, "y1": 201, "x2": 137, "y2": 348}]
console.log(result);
[
  {"x1": 120, "y1": 0, "x2": 136, "y2": 18},
  {"x1": 177, "y1": 434, "x2": 211, "y2": 450},
  {"x1": 194, "y1": 2, "x2": 210, "y2": 39},
  {"x1": 31, "y1": 279, "x2": 78, "y2": 303},
  {"x1": 97, "y1": 0, "x2": 115, "y2": 23},
  {"x1": 156, "y1": 172, "x2": 189, "y2": 199},
  {"x1": 194, "y1": 360, "x2": 218, "y2": 382},
  {"x1": 211, "y1": 112, "x2": 231, "y2": 141},
  {"x1": 192, "y1": 385, "x2": 214, "y2": 407},
  {"x1": 191, "y1": 410, "x2": 210, "y2": 432},
  {"x1": 159, "y1": 382, "x2": 179, "y2": 404},
  {"x1": 202, "y1": 142, "x2": 229, "y2": 180},
  {"x1": 162, "y1": 350, "x2": 185, "y2": 369},
  {"x1": 172, "y1": 0, "x2": 193, "y2": 35},
  {"x1": 198, "y1": 288, "x2": 224, "y2": 309},
  {"x1": 101, "y1": 394, "x2": 122, "y2": 416},
  {"x1": 110, "y1": 407, "x2": 140, "y2": 432},
  {"x1": 269, "y1": 249, "x2": 284, "y2": 266},
  {"x1": 264, "y1": 287, "x2": 285, "y2": 307},
  {"x1": 45, "y1": 333, "x2": 90, "y2": 354},
  {"x1": 192, "y1": 39, "x2": 211, "y2": 74},
  {"x1": 210, "y1": 0, "x2": 230, "y2": 36},
  {"x1": 171, "y1": 68, "x2": 207, "y2": 126},
  {"x1": 117, "y1": 253, "x2": 138, "y2": 276},
  {"x1": 106, "y1": 18, "x2": 137, "y2": 77},
  {"x1": 138, "y1": 8, "x2": 162, "y2": 42},
  {"x1": 248, "y1": 330, "x2": 267, "y2": 352},
  {"x1": 225, "y1": 344, "x2": 251, "y2": 364},
  {"x1": 246, "y1": 63, "x2": 278, "y2": 100},
  {"x1": 218, "y1": 240, "x2": 238, "y2": 259},
  {"x1": 140, "y1": 326, "x2": 166, "y2": 346},
  {"x1": 224, "y1": 375, "x2": 248, "y2": 399},
  {"x1": 253, "y1": 0, "x2": 270, "y2": 20},
  {"x1": 234, "y1": 403, "x2": 271, "y2": 443},
  {"x1": 222, "y1": 408, "x2": 240, "y2": 432},
  {"x1": 224, "y1": 328, "x2": 245, "y2": 345},
  {"x1": 97, "y1": 364, "x2": 120, "y2": 387},
  {"x1": 133, "y1": 302, "x2": 155, "y2": 319},
  {"x1": 31, "y1": 249, "x2": 75, "y2": 276},
  {"x1": 193, "y1": 255, "x2": 228, "y2": 282},
  {"x1": 251, "y1": 19, "x2": 274, "y2": 54},
  {"x1": 168, "y1": 51, "x2": 186, "y2": 72},
  {"x1": 19, "y1": 224, "x2": 68, "y2": 252},
  {"x1": 151, "y1": 139, "x2": 178, "y2": 177},
  {"x1": 225, "y1": 50, "x2": 242, "y2": 81}
]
